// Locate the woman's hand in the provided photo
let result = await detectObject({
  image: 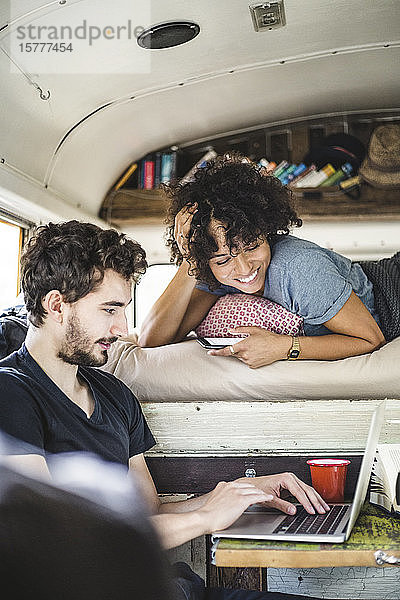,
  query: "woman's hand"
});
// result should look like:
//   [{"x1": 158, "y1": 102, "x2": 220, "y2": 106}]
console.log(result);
[
  {"x1": 174, "y1": 203, "x2": 197, "y2": 257},
  {"x1": 237, "y1": 472, "x2": 330, "y2": 515},
  {"x1": 208, "y1": 326, "x2": 291, "y2": 368}
]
